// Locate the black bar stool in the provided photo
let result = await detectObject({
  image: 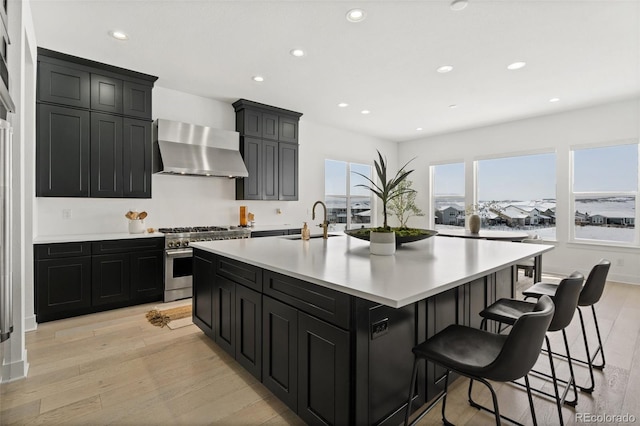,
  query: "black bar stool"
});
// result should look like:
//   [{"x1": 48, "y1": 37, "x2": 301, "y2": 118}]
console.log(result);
[
  {"x1": 523, "y1": 259, "x2": 611, "y2": 392},
  {"x1": 405, "y1": 295, "x2": 555, "y2": 426},
  {"x1": 479, "y1": 272, "x2": 584, "y2": 426}
]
